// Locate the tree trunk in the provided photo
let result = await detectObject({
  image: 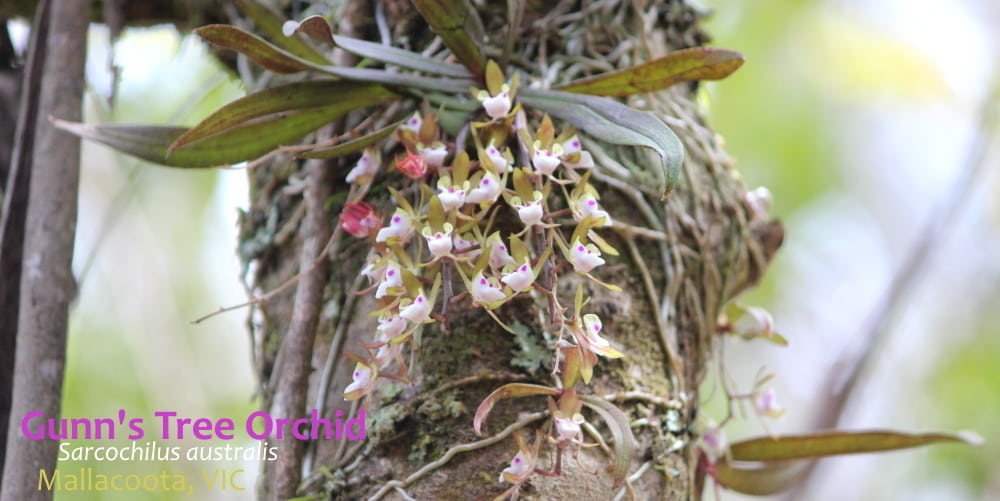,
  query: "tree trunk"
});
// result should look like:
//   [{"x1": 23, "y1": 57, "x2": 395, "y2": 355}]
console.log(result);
[{"x1": 234, "y1": 1, "x2": 781, "y2": 499}]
